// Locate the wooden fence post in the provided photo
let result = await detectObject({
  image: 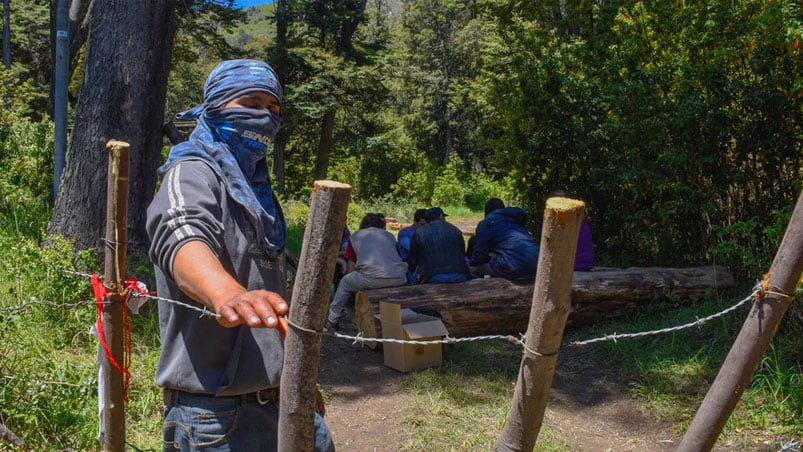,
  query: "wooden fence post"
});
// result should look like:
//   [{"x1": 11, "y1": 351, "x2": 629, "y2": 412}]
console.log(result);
[
  {"x1": 278, "y1": 180, "x2": 351, "y2": 451},
  {"x1": 493, "y1": 197, "x2": 585, "y2": 452},
  {"x1": 679, "y1": 190, "x2": 803, "y2": 451},
  {"x1": 99, "y1": 139, "x2": 129, "y2": 451}
]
